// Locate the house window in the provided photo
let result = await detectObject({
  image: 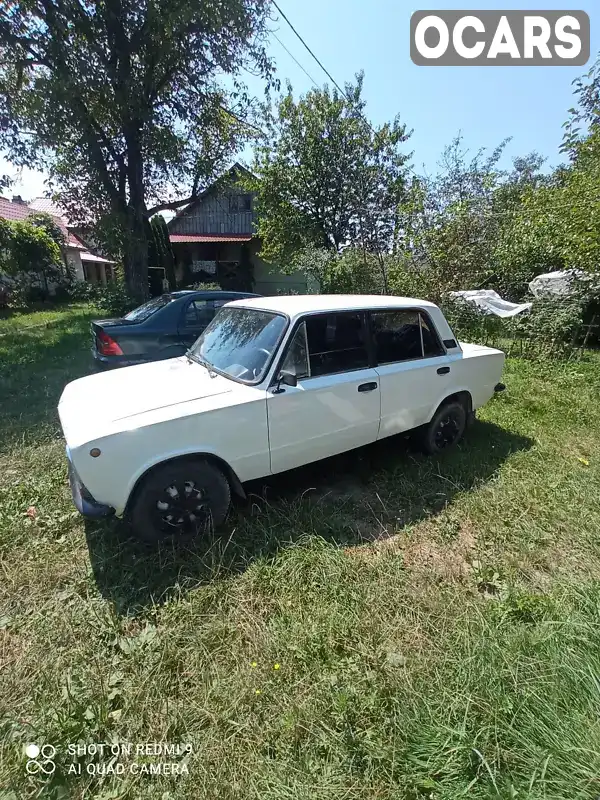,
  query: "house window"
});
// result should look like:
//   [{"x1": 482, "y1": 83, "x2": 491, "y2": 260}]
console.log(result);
[{"x1": 228, "y1": 194, "x2": 252, "y2": 212}]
